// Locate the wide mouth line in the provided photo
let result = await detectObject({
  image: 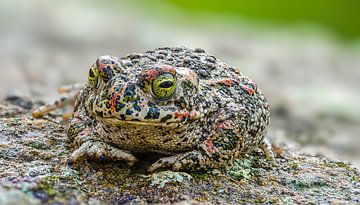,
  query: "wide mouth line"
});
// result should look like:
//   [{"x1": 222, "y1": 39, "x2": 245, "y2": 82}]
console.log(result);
[{"x1": 100, "y1": 117, "x2": 179, "y2": 127}]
